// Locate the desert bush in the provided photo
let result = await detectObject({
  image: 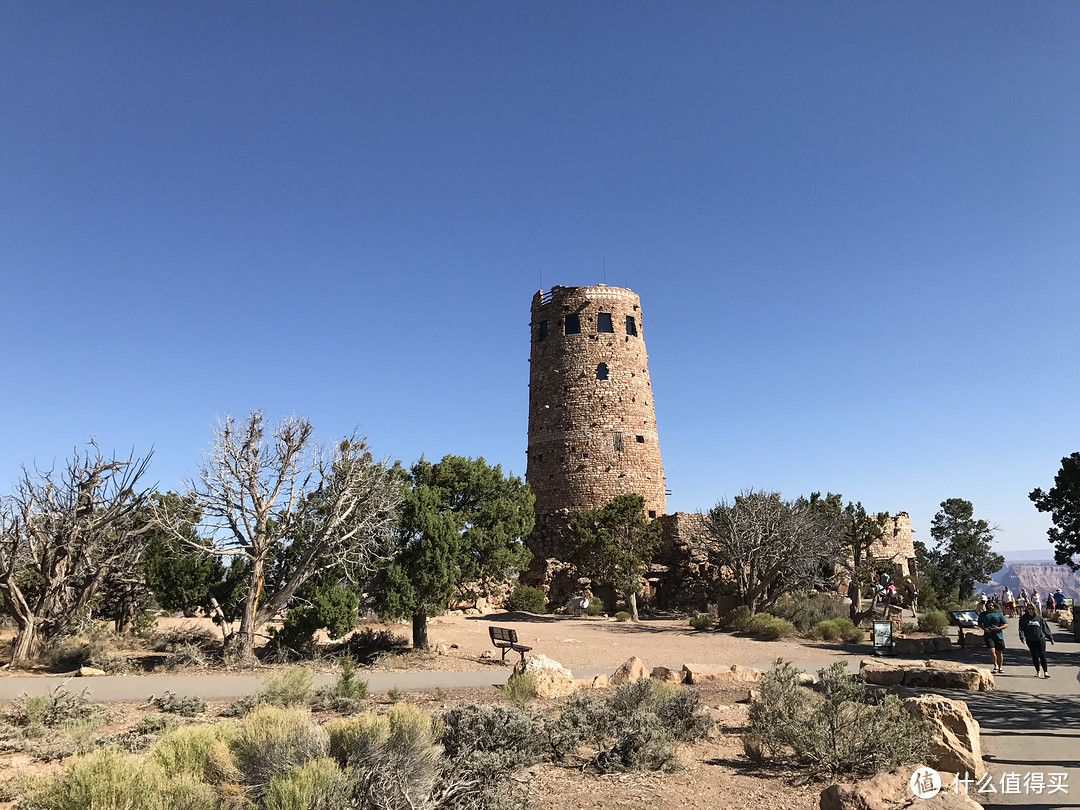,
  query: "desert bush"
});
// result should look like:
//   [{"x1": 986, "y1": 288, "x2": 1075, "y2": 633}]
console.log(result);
[
  {"x1": 261, "y1": 666, "x2": 315, "y2": 708},
  {"x1": 220, "y1": 694, "x2": 261, "y2": 718},
  {"x1": 495, "y1": 673, "x2": 536, "y2": 707},
  {"x1": 748, "y1": 613, "x2": 796, "y2": 639},
  {"x1": 340, "y1": 627, "x2": 410, "y2": 666},
  {"x1": 770, "y1": 592, "x2": 847, "y2": 634},
  {"x1": 688, "y1": 613, "x2": 713, "y2": 631},
  {"x1": 505, "y1": 584, "x2": 547, "y2": 614},
  {"x1": 585, "y1": 596, "x2": 605, "y2": 616},
  {"x1": 14, "y1": 687, "x2": 106, "y2": 729},
  {"x1": 614, "y1": 611, "x2": 633, "y2": 622},
  {"x1": 723, "y1": 605, "x2": 753, "y2": 632},
  {"x1": 60, "y1": 716, "x2": 105, "y2": 755},
  {"x1": 548, "y1": 677, "x2": 713, "y2": 772},
  {"x1": 164, "y1": 641, "x2": 210, "y2": 669},
  {"x1": 151, "y1": 691, "x2": 208, "y2": 717},
  {"x1": 275, "y1": 584, "x2": 360, "y2": 653},
  {"x1": 311, "y1": 655, "x2": 369, "y2": 713},
  {"x1": 346, "y1": 705, "x2": 441, "y2": 810},
  {"x1": 19, "y1": 748, "x2": 219, "y2": 810},
  {"x1": 918, "y1": 610, "x2": 949, "y2": 636},
  {"x1": 440, "y1": 703, "x2": 546, "y2": 771},
  {"x1": 744, "y1": 660, "x2": 930, "y2": 778},
  {"x1": 325, "y1": 713, "x2": 389, "y2": 766},
  {"x1": 152, "y1": 724, "x2": 240, "y2": 784},
  {"x1": 264, "y1": 757, "x2": 350, "y2": 810},
  {"x1": 135, "y1": 714, "x2": 180, "y2": 736},
  {"x1": 230, "y1": 705, "x2": 328, "y2": 797},
  {"x1": 386, "y1": 687, "x2": 403, "y2": 704},
  {"x1": 830, "y1": 618, "x2": 863, "y2": 643},
  {"x1": 810, "y1": 620, "x2": 841, "y2": 641}
]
